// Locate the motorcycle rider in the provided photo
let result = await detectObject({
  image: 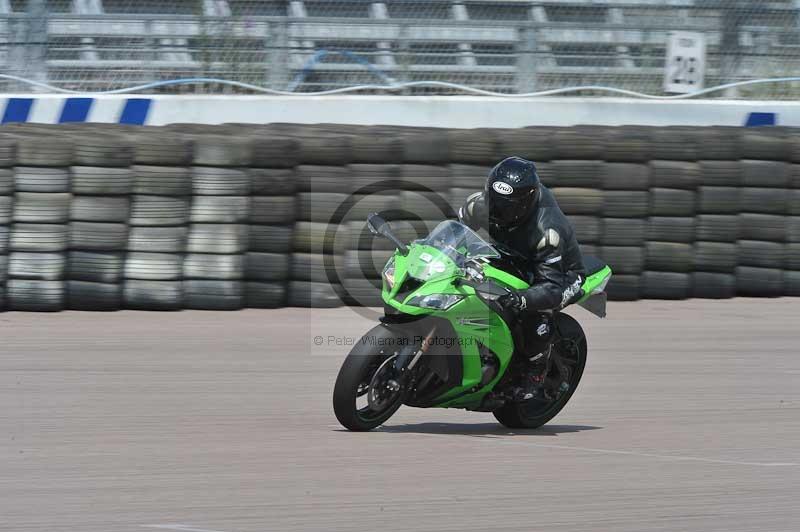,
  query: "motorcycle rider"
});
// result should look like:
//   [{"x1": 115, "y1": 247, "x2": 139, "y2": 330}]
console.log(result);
[{"x1": 458, "y1": 157, "x2": 585, "y2": 403}]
